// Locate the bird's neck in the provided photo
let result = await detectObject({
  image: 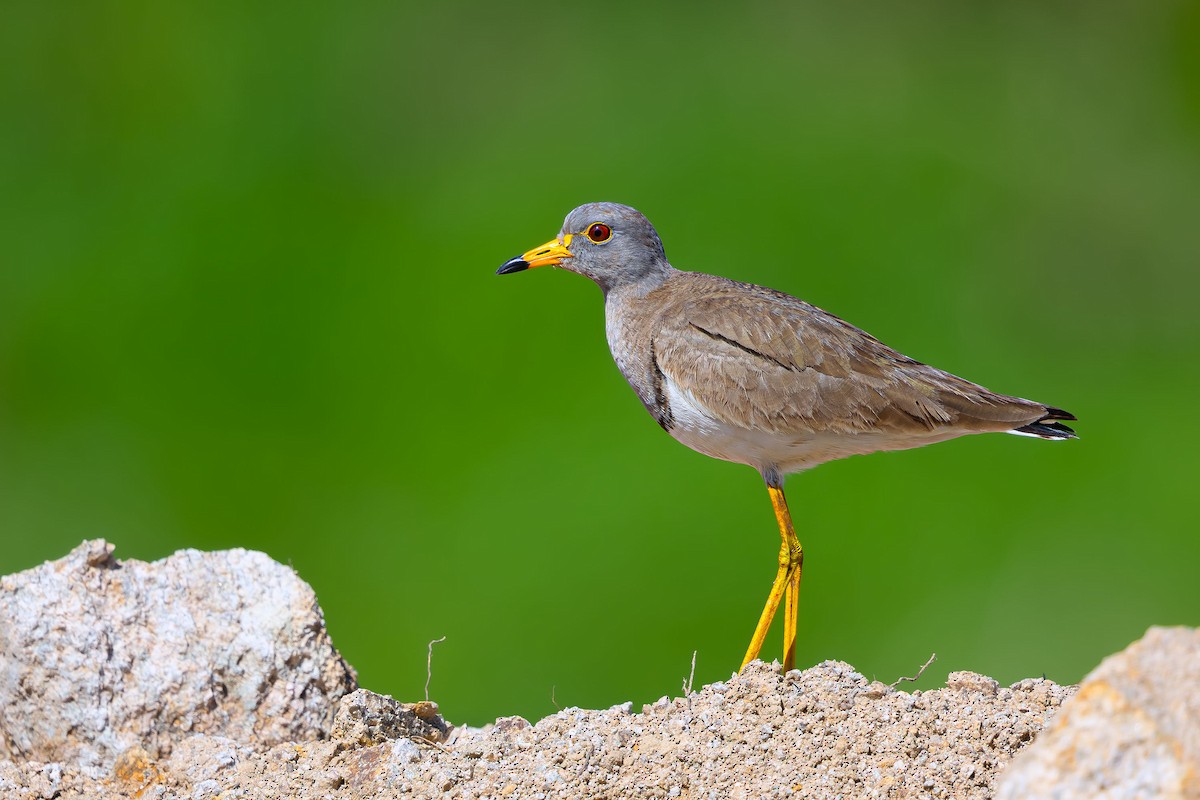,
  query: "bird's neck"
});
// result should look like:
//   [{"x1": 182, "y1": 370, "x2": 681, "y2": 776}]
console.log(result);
[{"x1": 600, "y1": 261, "x2": 676, "y2": 300}]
